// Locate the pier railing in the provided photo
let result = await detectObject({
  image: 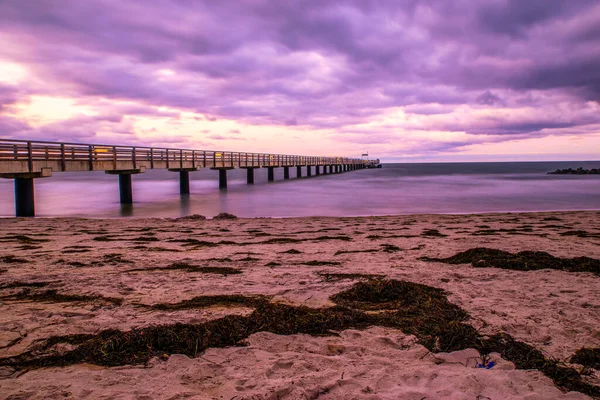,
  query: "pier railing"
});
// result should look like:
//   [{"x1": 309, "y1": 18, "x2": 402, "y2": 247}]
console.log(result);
[{"x1": 0, "y1": 139, "x2": 364, "y2": 174}]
